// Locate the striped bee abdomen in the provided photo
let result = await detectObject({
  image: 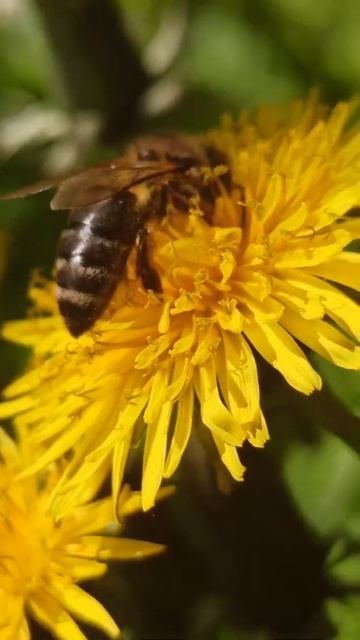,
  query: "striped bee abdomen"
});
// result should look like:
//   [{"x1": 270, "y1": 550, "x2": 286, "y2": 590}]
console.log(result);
[{"x1": 56, "y1": 193, "x2": 141, "y2": 337}]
